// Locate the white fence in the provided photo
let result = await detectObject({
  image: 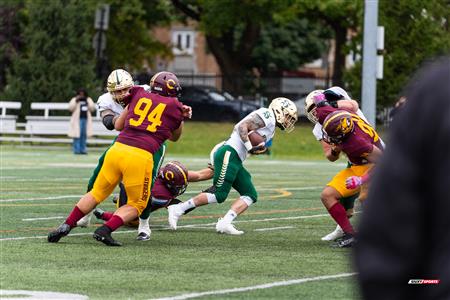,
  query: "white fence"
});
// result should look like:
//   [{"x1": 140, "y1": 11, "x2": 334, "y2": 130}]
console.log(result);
[{"x1": 0, "y1": 101, "x2": 116, "y2": 145}]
